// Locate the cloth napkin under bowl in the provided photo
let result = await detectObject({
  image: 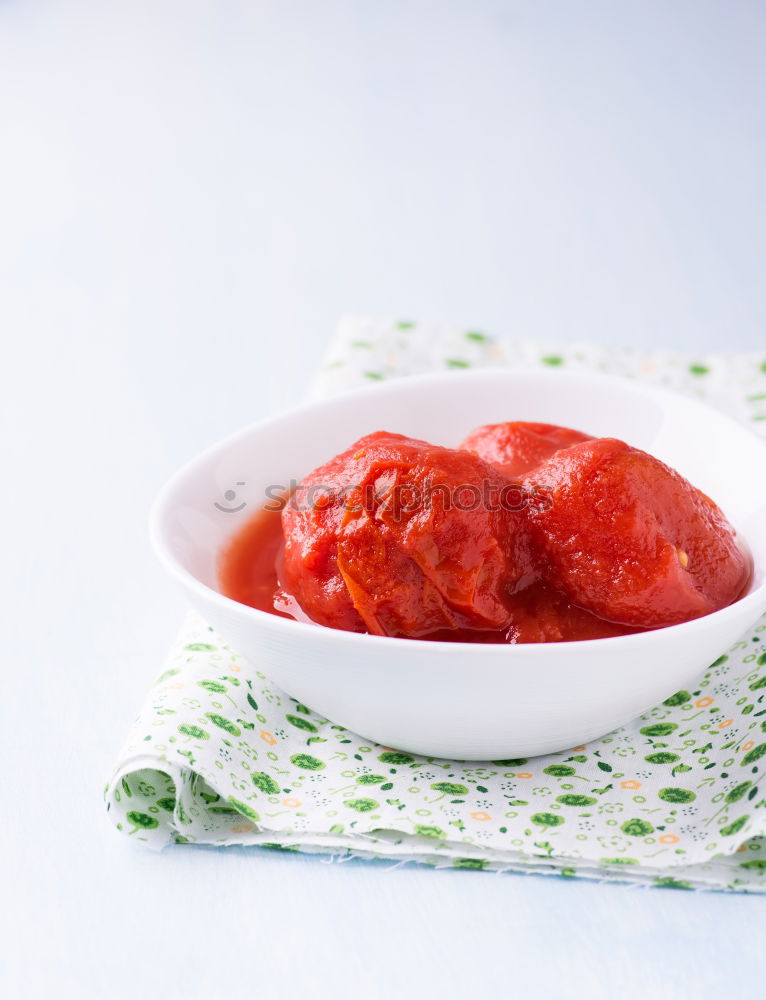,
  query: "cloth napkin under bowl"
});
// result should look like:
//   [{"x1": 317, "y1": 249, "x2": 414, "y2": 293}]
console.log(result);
[{"x1": 106, "y1": 317, "x2": 766, "y2": 892}]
